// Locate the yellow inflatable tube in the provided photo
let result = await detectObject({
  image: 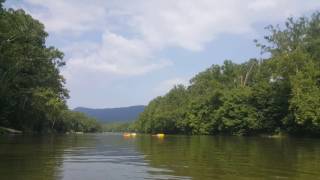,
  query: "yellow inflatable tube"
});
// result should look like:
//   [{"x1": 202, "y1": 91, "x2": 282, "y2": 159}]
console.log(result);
[{"x1": 152, "y1": 133, "x2": 165, "y2": 138}]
